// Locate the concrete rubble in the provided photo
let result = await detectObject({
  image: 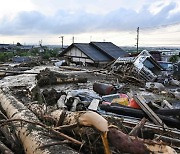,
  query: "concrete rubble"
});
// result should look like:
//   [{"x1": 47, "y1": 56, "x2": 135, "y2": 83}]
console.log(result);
[{"x1": 0, "y1": 51, "x2": 179, "y2": 154}]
